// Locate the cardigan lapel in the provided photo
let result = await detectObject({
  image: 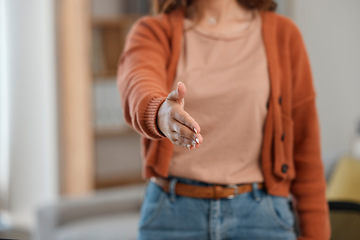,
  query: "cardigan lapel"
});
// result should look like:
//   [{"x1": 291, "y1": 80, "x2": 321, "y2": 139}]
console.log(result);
[{"x1": 261, "y1": 12, "x2": 285, "y2": 180}]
